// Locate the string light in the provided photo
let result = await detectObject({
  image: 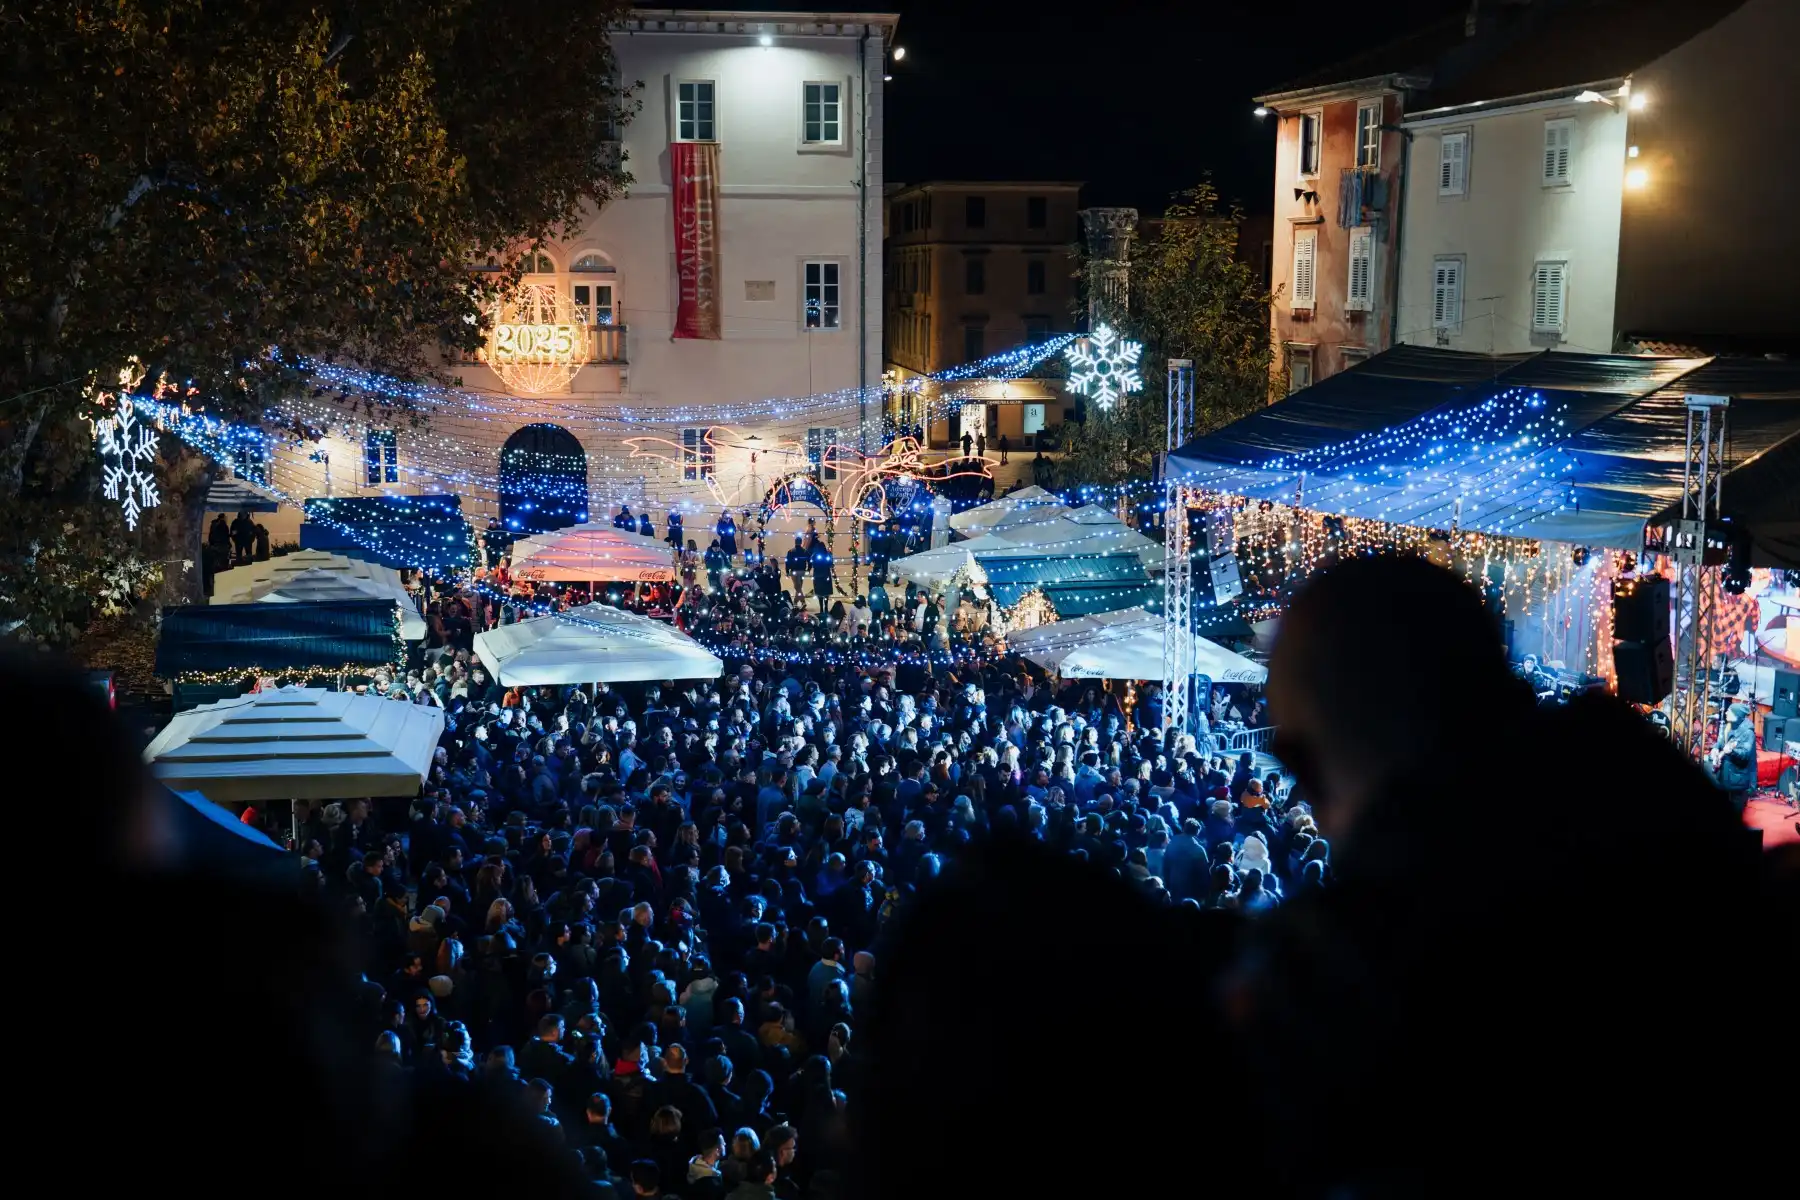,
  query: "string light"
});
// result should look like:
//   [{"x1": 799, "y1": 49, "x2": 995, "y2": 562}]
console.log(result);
[
  {"x1": 94, "y1": 394, "x2": 161, "y2": 530},
  {"x1": 1062, "y1": 324, "x2": 1143, "y2": 411}
]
